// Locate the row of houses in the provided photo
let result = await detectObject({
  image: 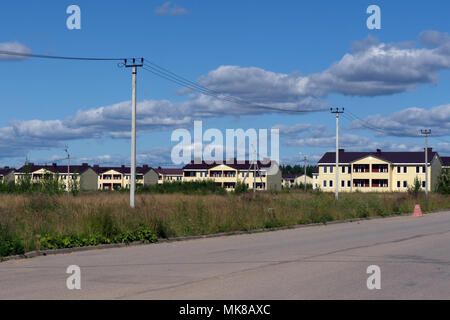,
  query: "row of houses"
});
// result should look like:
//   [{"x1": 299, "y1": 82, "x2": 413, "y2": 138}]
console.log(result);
[
  {"x1": 2, "y1": 149, "x2": 449, "y2": 193},
  {"x1": 282, "y1": 149, "x2": 450, "y2": 192},
  {"x1": 0, "y1": 159, "x2": 282, "y2": 191}
]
